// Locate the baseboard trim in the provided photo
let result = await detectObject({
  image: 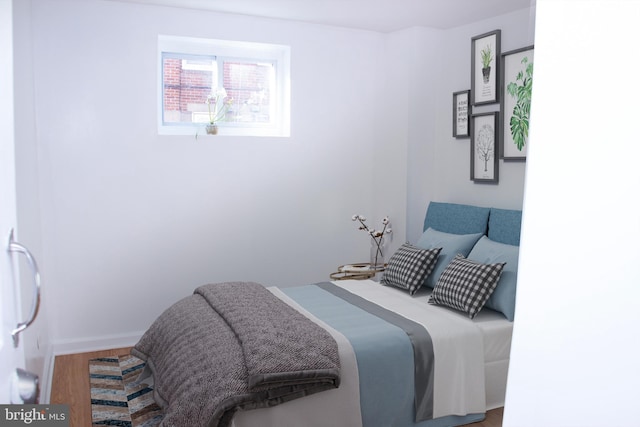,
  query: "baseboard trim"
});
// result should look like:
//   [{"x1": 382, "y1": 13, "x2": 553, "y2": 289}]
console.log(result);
[
  {"x1": 43, "y1": 332, "x2": 143, "y2": 404},
  {"x1": 51, "y1": 331, "x2": 144, "y2": 356}
]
